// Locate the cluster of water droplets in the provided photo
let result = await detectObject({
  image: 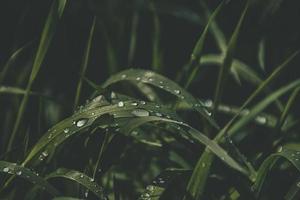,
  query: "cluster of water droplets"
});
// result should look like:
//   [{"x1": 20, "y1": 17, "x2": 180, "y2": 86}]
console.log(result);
[
  {"x1": 120, "y1": 73, "x2": 186, "y2": 99},
  {"x1": 38, "y1": 150, "x2": 49, "y2": 161},
  {"x1": 139, "y1": 185, "x2": 157, "y2": 200}
]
